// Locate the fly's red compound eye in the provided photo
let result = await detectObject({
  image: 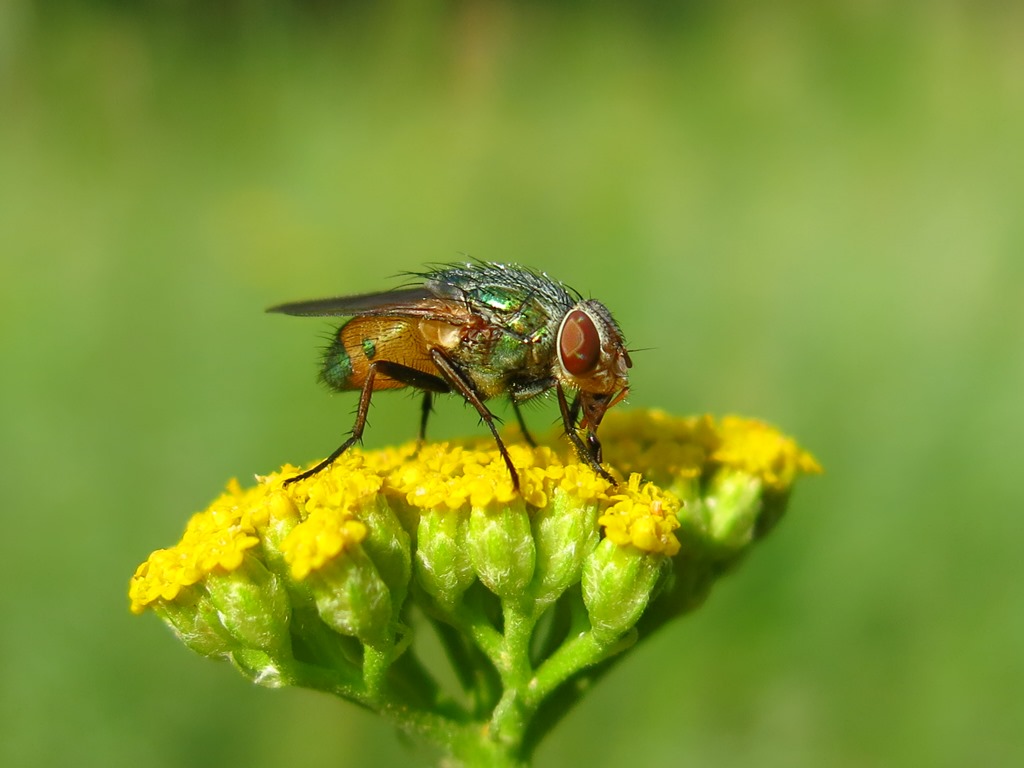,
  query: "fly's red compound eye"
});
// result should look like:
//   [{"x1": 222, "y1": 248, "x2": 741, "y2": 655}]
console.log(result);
[{"x1": 558, "y1": 308, "x2": 601, "y2": 376}]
